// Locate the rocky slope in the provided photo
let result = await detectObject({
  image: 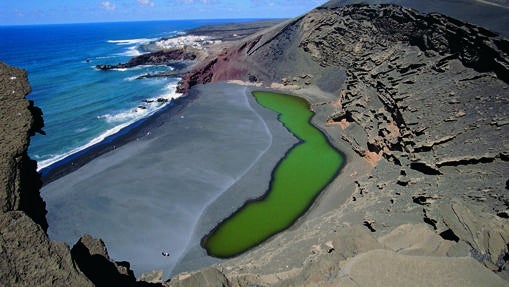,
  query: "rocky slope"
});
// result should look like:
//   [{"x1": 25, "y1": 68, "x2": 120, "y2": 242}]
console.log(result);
[{"x1": 172, "y1": 2, "x2": 509, "y2": 286}]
